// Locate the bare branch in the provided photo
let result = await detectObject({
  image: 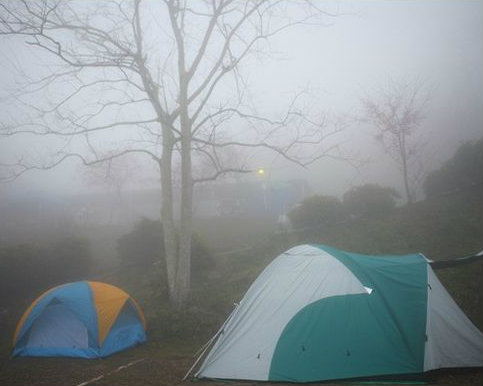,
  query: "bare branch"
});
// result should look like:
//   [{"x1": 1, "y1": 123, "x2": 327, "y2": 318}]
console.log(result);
[
  {"x1": 361, "y1": 80, "x2": 432, "y2": 203},
  {"x1": 0, "y1": 147, "x2": 159, "y2": 182},
  {"x1": 0, "y1": 0, "x2": 343, "y2": 306}
]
